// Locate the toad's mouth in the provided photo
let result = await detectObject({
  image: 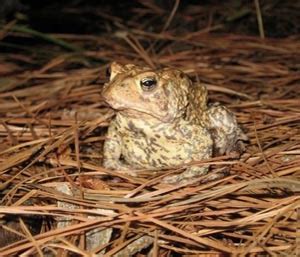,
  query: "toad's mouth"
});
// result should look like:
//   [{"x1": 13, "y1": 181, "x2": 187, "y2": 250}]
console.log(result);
[
  {"x1": 102, "y1": 95, "x2": 174, "y2": 123},
  {"x1": 109, "y1": 104, "x2": 174, "y2": 123},
  {"x1": 121, "y1": 107, "x2": 171, "y2": 122}
]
